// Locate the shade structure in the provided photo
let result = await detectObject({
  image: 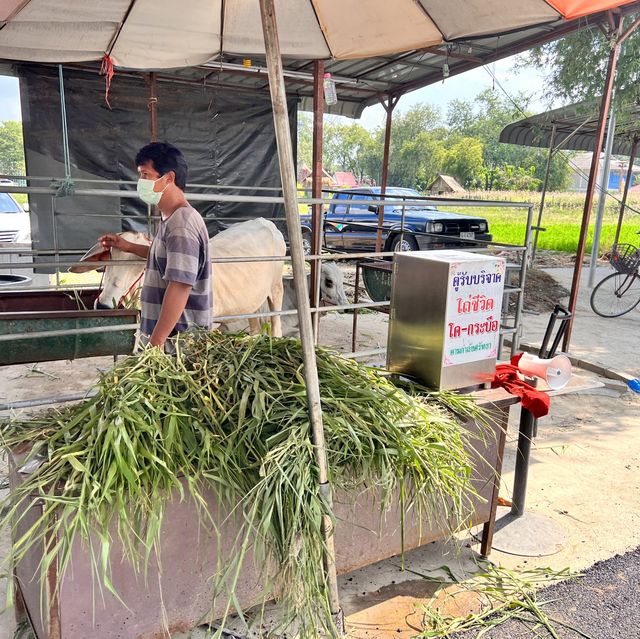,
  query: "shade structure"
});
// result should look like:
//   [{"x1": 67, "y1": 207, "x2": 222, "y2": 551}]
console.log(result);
[
  {"x1": 0, "y1": 0, "x2": 637, "y2": 69},
  {"x1": 500, "y1": 100, "x2": 640, "y2": 156}
]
